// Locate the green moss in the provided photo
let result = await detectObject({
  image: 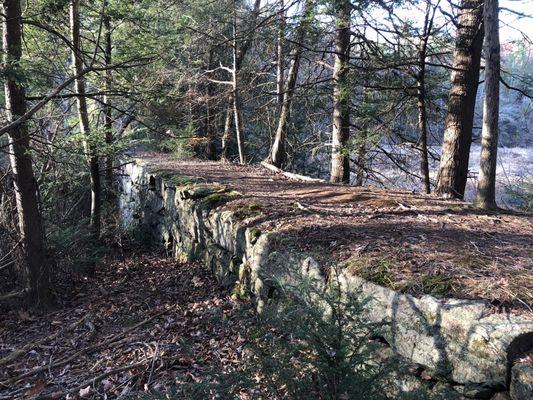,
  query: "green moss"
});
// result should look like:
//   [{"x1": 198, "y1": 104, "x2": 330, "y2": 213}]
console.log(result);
[
  {"x1": 425, "y1": 311, "x2": 437, "y2": 325},
  {"x1": 249, "y1": 227, "x2": 262, "y2": 244},
  {"x1": 203, "y1": 189, "x2": 241, "y2": 206},
  {"x1": 167, "y1": 175, "x2": 199, "y2": 187},
  {"x1": 153, "y1": 169, "x2": 200, "y2": 187},
  {"x1": 356, "y1": 258, "x2": 395, "y2": 289},
  {"x1": 175, "y1": 250, "x2": 189, "y2": 263},
  {"x1": 231, "y1": 281, "x2": 249, "y2": 300},
  {"x1": 234, "y1": 200, "x2": 264, "y2": 220},
  {"x1": 187, "y1": 186, "x2": 222, "y2": 199},
  {"x1": 420, "y1": 274, "x2": 452, "y2": 296},
  {"x1": 469, "y1": 338, "x2": 492, "y2": 360}
]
